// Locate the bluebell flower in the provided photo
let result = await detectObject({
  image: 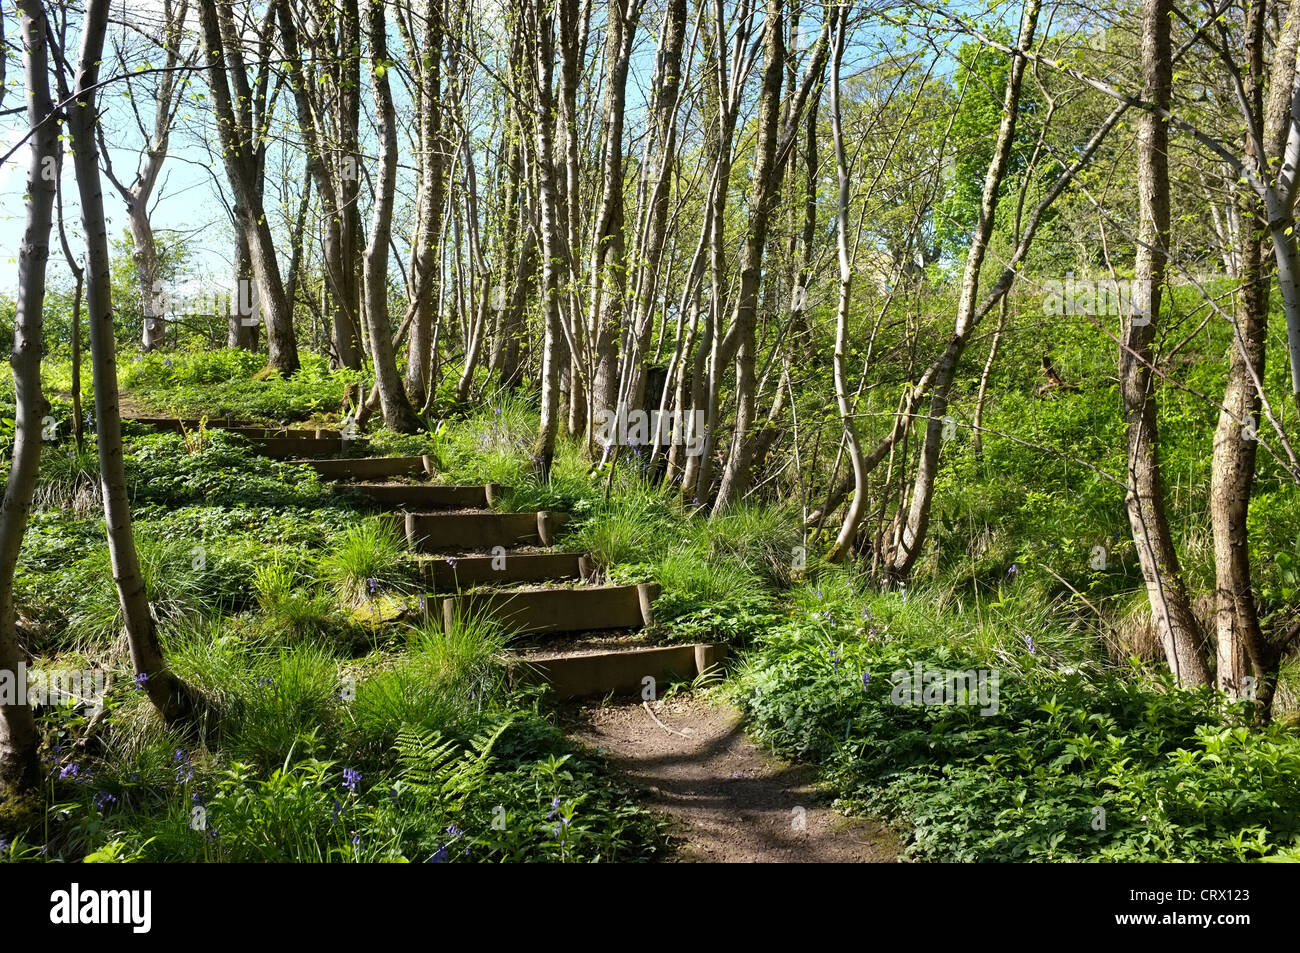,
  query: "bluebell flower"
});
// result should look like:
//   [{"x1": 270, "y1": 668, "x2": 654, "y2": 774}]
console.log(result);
[
  {"x1": 58, "y1": 762, "x2": 80, "y2": 780},
  {"x1": 431, "y1": 845, "x2": 448, "y2": 863},
  {"x1": 1007, "y1": 563, "x2": 1020, "y2": 578},
  {"x1": 1025, "y1": 635, "x2": 1037, "y2": 655},
  {"x1": 331, "y1": 799, "x2": 342, "y2": 826},
  {"x1": 93, "y1": 791, "x2": 116, "y2": 812},
  {"x1": 546, "y1": 795, "x2": 560, "y2": 820},
  {"x1": 861, "y1": 671, "x2": 871, "y2": 689},
  {"x1": 342, "y1": 767, "x2": 361, "y2": 792},
  {"x1": 446, "y1": 824, "x2": 462, "y2": 838},
  {"x1": 134, "y1": 672, "x2": 149, "y2": 690}
]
